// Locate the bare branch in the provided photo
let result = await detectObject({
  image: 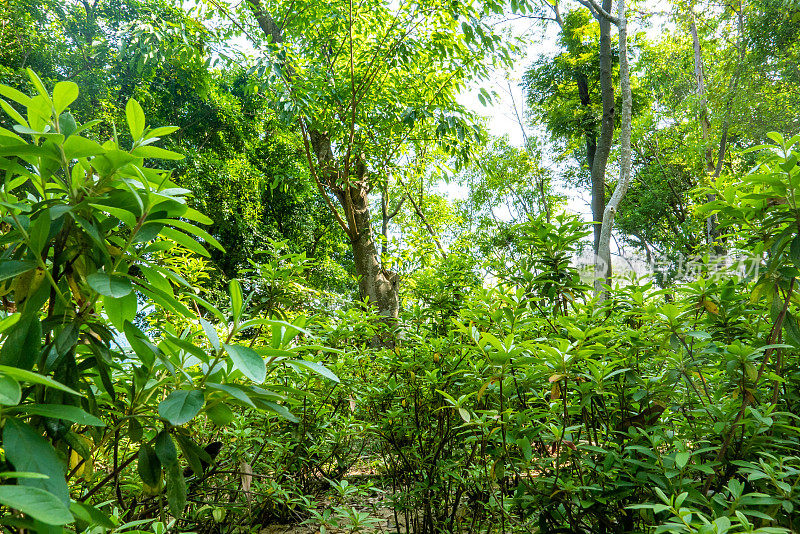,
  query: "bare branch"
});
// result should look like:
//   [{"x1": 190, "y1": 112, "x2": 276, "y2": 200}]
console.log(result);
[{"x1": 575, "y1": 0, "x2": 619, "y2": 24}]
